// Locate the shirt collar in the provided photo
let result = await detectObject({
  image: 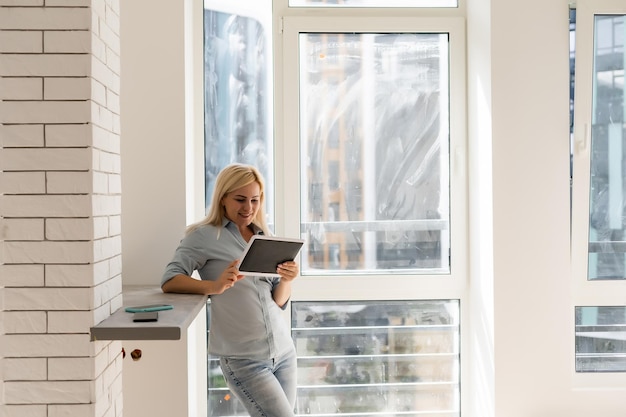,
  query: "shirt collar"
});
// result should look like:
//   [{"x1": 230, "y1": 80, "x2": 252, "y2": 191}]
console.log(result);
[{"x1": 221, "y1": 217, "x2": 263, "y2": 235}]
